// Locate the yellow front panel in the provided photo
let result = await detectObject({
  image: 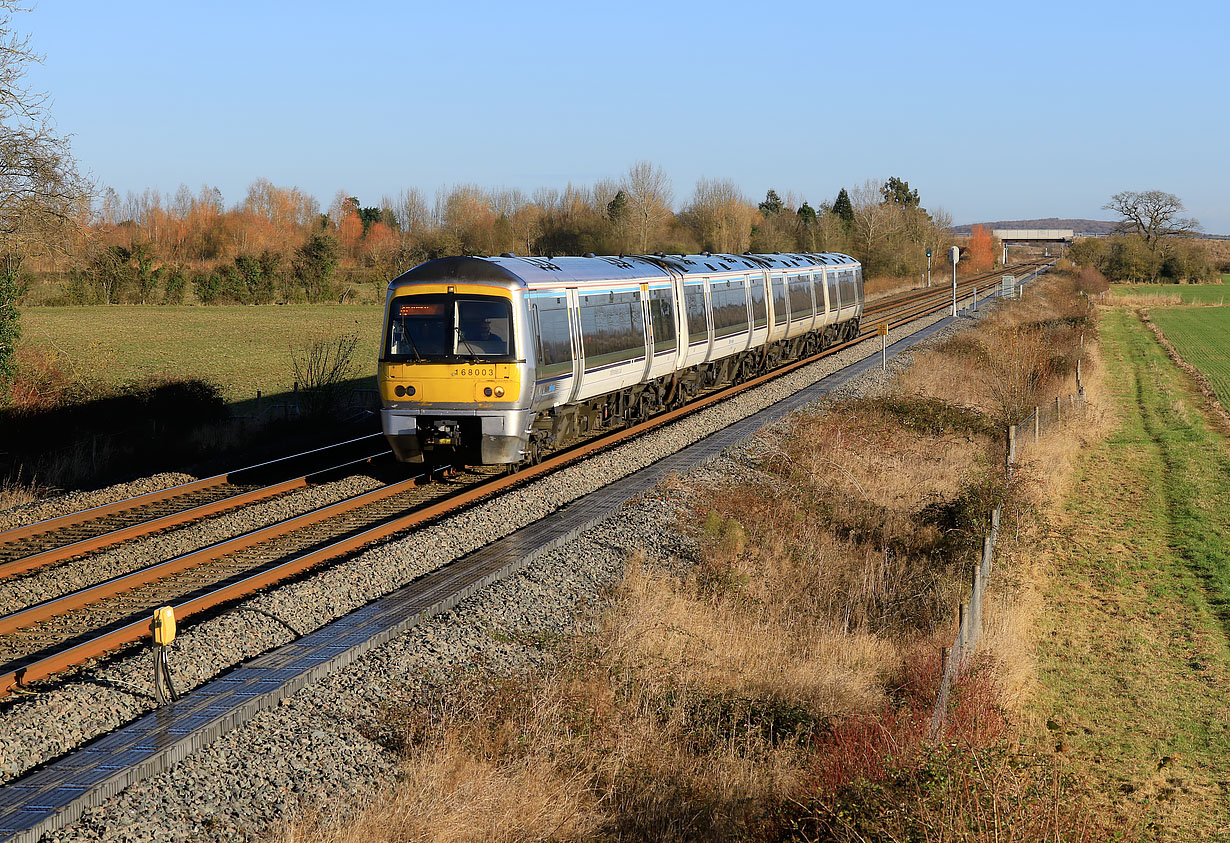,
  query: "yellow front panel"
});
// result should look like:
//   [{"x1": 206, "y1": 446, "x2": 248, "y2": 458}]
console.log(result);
[{"x1": 380, "y1": 361, "x2": 520, "y2": 405}]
